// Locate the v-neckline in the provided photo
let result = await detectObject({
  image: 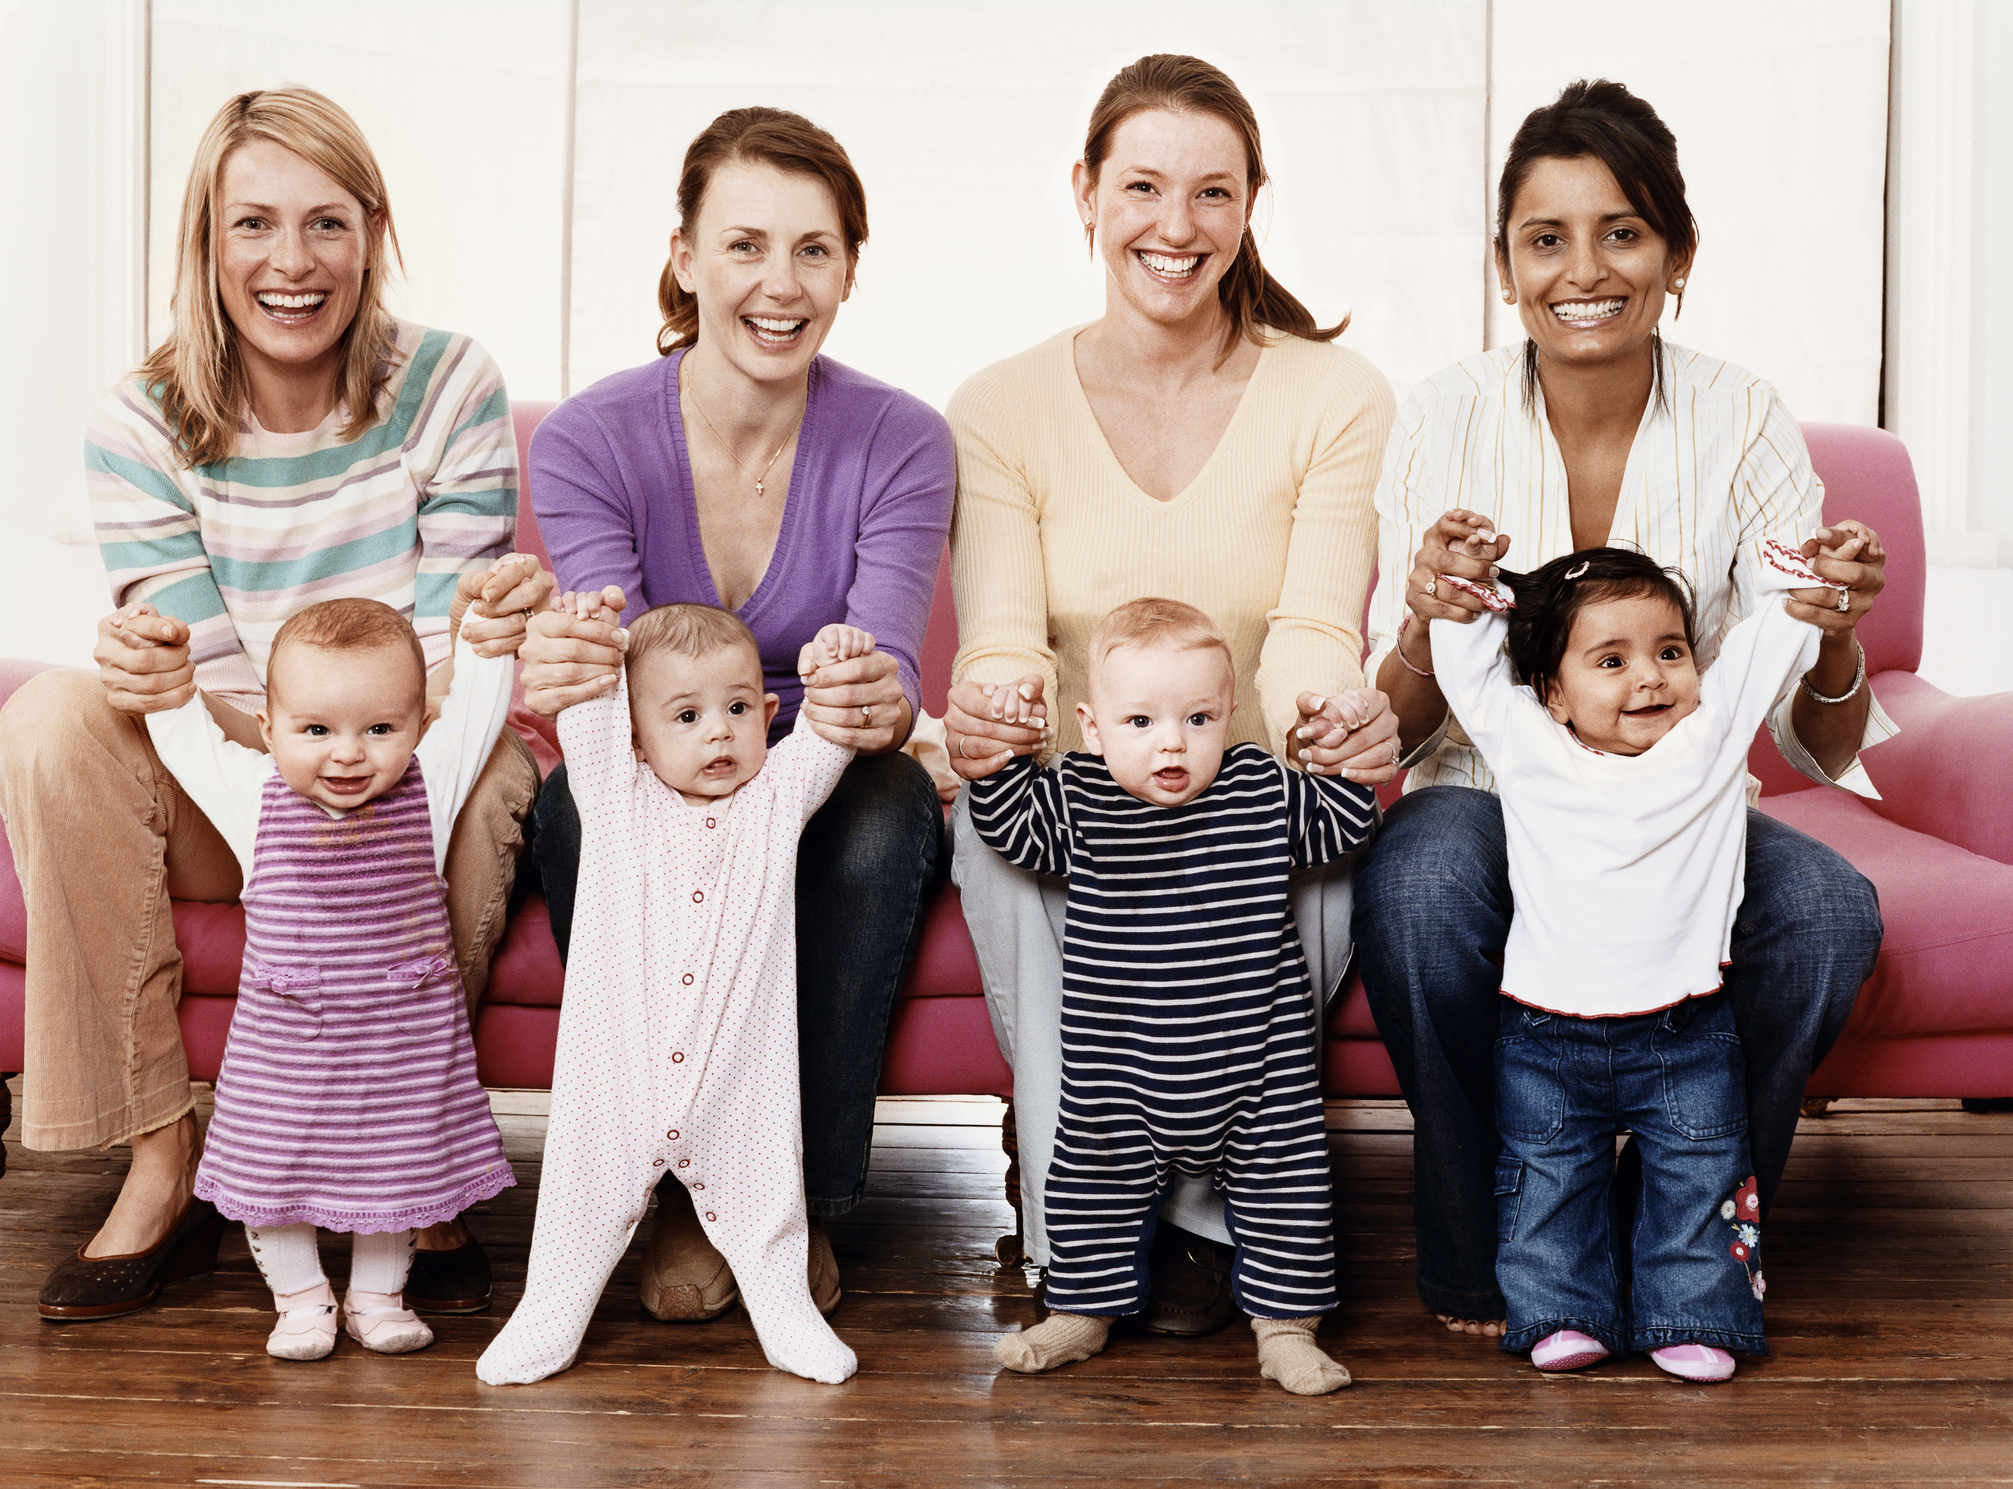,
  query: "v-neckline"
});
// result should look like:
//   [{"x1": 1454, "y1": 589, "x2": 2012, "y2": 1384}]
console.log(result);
[
  {"x1": 667, "y1": 347, "x2": 817, "y2": 619},
  {"x1": 1528, "y1": 347, "x2": 1664, "y2": 554},
  {"x1": 1064, "y1": 327, "x2": 1266, "y2": 512}
]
